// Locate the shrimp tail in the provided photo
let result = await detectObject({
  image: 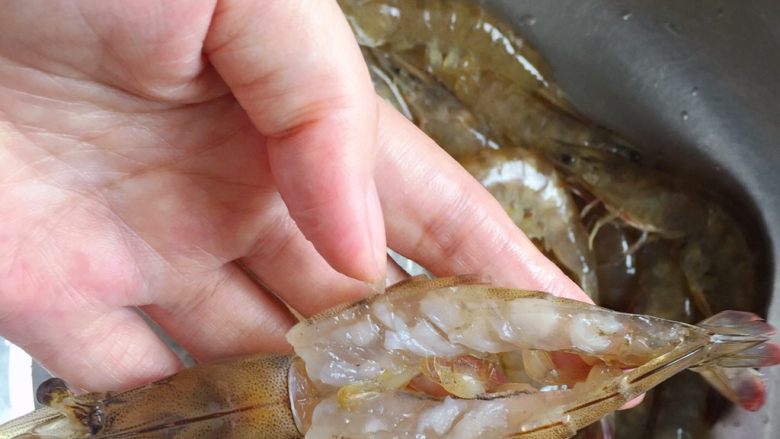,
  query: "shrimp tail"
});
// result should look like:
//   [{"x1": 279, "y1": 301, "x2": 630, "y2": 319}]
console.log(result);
[
  {"x1": 695, "y1": 366, "x2": 768, "y2": 411},
  {"x1": 690, "y1": 310, "x2": 780, "y2": 411},
  {"x1": 697, "y1": 310, "x2": 780, "y2": 364},
  {"x1": 698, "y1": 310, "x2": 776, "y2": 336}
]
